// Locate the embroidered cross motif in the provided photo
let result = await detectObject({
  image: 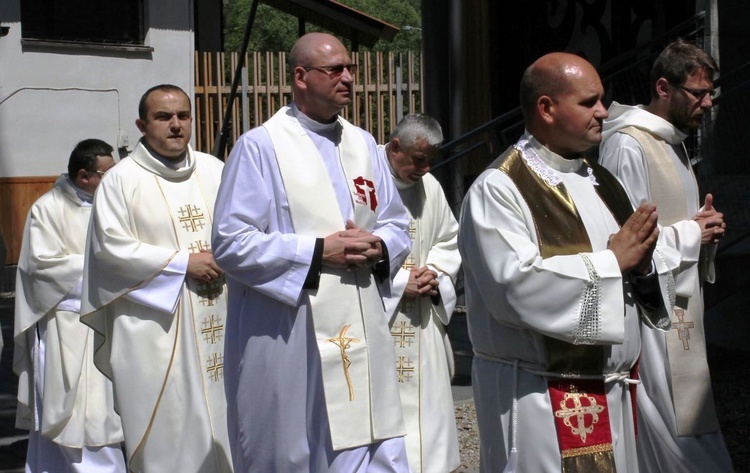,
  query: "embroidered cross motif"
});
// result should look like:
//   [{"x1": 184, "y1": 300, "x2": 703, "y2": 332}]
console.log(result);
[
  {"x1": 391, "y1": 321, "x2": 416, "y2": 348},
  {"x1": 326, "y1": 325, "x2": 360, "y2": 401},
  {"x1": 402, "y1": 254, "x2": 416, "y2": 270},
  {"x1": 554, "y1": 391, "x2": 605, "y2": 443},
  {"x1": 407, "y1": 219, "x2": 417, "y2": 240},
  {"x1": 206, "y1": 353, "x2": 224, "y2": 382},
  {"x1": 400, "y1": 300, "x2": 416, "y2": 314},
  {"x1": 672, "y1": 308, "x2": 694, "y2": 350},
  {"x1": 201, "y1": 314, "x2": 224, "y2": 344},
  {"x1": 188, "y1": 240, "x2": 211, "y2": 253},
  {"x1": 197, "y1": 279, "x2": 223, "y2": 306},
  {"x1": 352, "y1": 176, "x2": 378, "y2": 211},
  {"x1": 396, "y1": 356, "x2": 415, "y2": 383},
  {"x1": 178, "y1": 205, "x2": 206, "y2": 232}
]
